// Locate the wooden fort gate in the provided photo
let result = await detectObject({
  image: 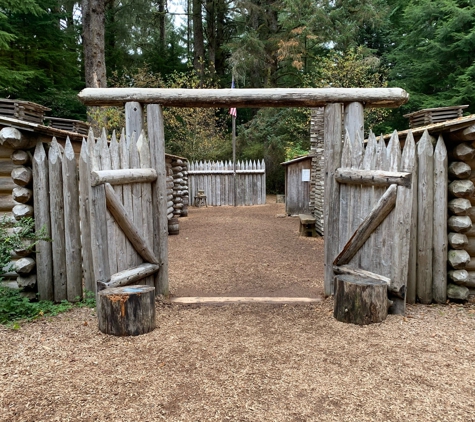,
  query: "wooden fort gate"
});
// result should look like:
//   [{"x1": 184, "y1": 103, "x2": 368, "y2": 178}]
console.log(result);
[{"x1": 79, "y1": 88, "x2": 411, "y2": 312}]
